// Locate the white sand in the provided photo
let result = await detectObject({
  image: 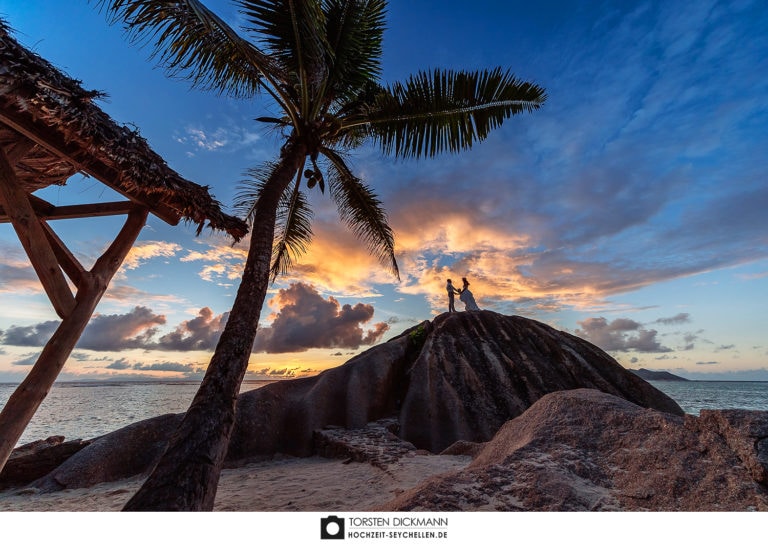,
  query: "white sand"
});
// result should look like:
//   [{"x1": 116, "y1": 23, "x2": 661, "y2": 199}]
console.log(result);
[{"x1": 0, "y1": 453, "x2": 470, "y2": 512}]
